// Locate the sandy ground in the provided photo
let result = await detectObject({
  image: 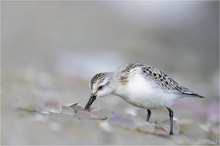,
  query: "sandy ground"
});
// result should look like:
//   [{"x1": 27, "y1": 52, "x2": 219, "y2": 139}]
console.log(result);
[
  {"x1": 1, "y1": 1, "x2": 219, "y2": 145},
  {"x1": 1, "y1": 67, "x2": 219, "y2": 145}
]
